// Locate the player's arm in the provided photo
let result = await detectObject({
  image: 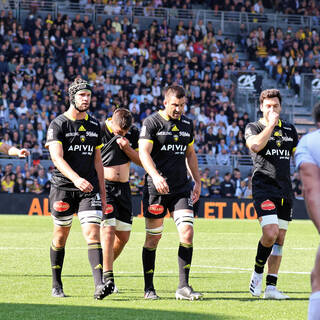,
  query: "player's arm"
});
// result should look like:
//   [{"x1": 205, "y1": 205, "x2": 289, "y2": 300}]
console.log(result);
[
  {"x1": 139, "y1": 139, "x2": 169, "y2": 194},
  {"x1": 117, "y1": 137, "x2": 142, "y2": 166},
  {"x1": 48, "y1": 142, "x2": 93, "y2": 193},
  {"x1": 0, "y1": 142, "x2": 30, "y2": 158},
  {"x1": 246, "y1": 125, "x2": 274, "y2": 153},
  {"x1": 299, "y1": 162, "x2": 320, "y2": 232},
  {"x1": 245, "y1": 112, "x2": 278, "y2": 153},
  {"x1": 94, "y1": 148, "x2": 106, "y2": 213},
  {"x1": 186, "y1": 142, "x2": 201, "y2": 204}
]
